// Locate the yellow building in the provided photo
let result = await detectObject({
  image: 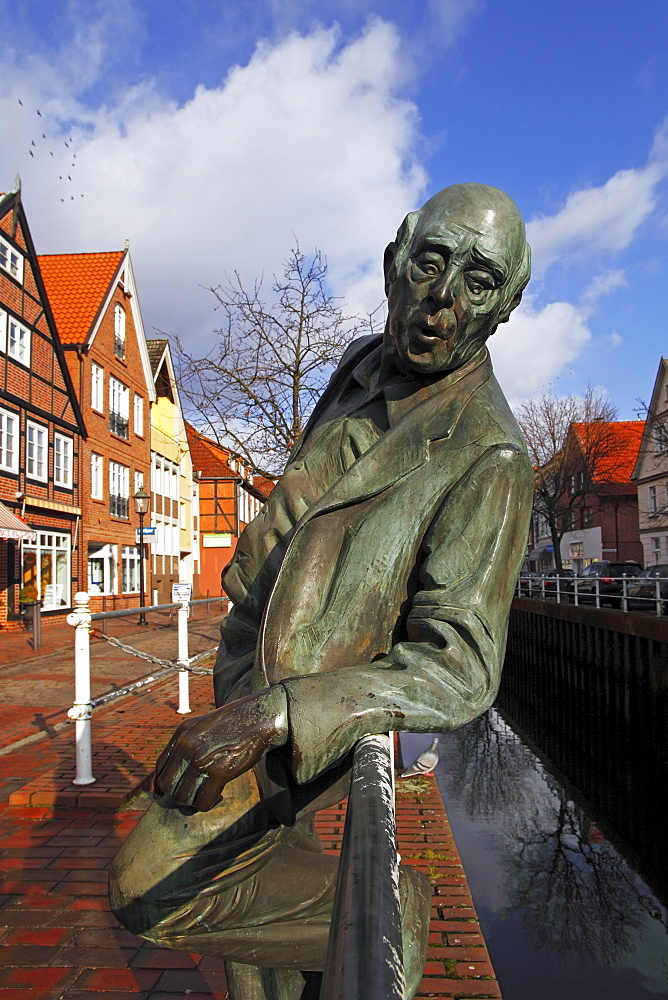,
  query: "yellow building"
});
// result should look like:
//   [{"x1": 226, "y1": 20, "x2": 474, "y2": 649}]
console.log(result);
[{"x1": 146, "y1": 340, "x2": 199, "y2": 602}]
